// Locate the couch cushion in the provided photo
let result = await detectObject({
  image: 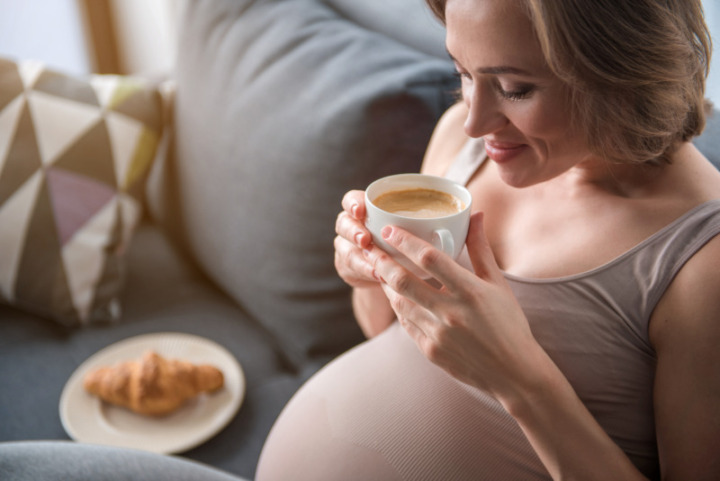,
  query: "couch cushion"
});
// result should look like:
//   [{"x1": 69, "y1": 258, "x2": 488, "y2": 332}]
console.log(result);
[
  {"x1": 0, "y1": 57, "x2": 162, "y2": 325},
  {"x1": 694, "y1": 109, "x2": 720, "y2": 169},
  {"x1": 0, "y1": 222, "x2": 309, "y2": 479},
  {"x1": 0, "y1": 441, "x2": 248, "y2": 481},
  {"x1": 151, "y1": 0, "x2": 458, "y2": 367},
  {"x1": 326, "y1": 0, "x2": 448, "y2": 58}
]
